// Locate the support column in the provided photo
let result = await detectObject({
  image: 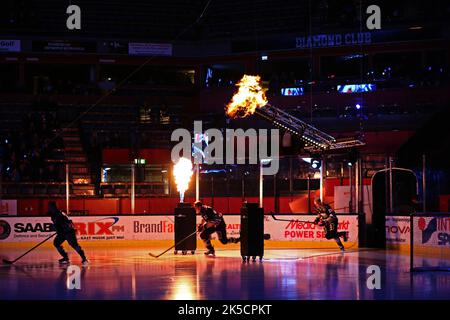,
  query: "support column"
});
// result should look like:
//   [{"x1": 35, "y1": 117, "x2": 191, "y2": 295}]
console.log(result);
[
  {"x1": 196, "y1": 163, "x2": 200, "y2": 202},
  {"x1": 389, "y1": 156, "x2": 393, "y2": 214},
  {"x1": 355, "y1": 159, "x2": 360, "y2": 213},
  {"x1": 319, "y1": 158, "x2": 326, "y2": 201},
  {"x1": 259, "y1": 162, "x2": 263, "y2": 208},
  {"x1": 131, "y1": 164, "x2": 135, "y2": 214},
  {"x1": 348, "y1": 165, "x2": 353, "y2": 213},
  {"x1": 66, "y1": 163, "x2": 70, "y2": 215},
  {"x1": 422, "y1": 154, "x2": 426, "y2": 213}
]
